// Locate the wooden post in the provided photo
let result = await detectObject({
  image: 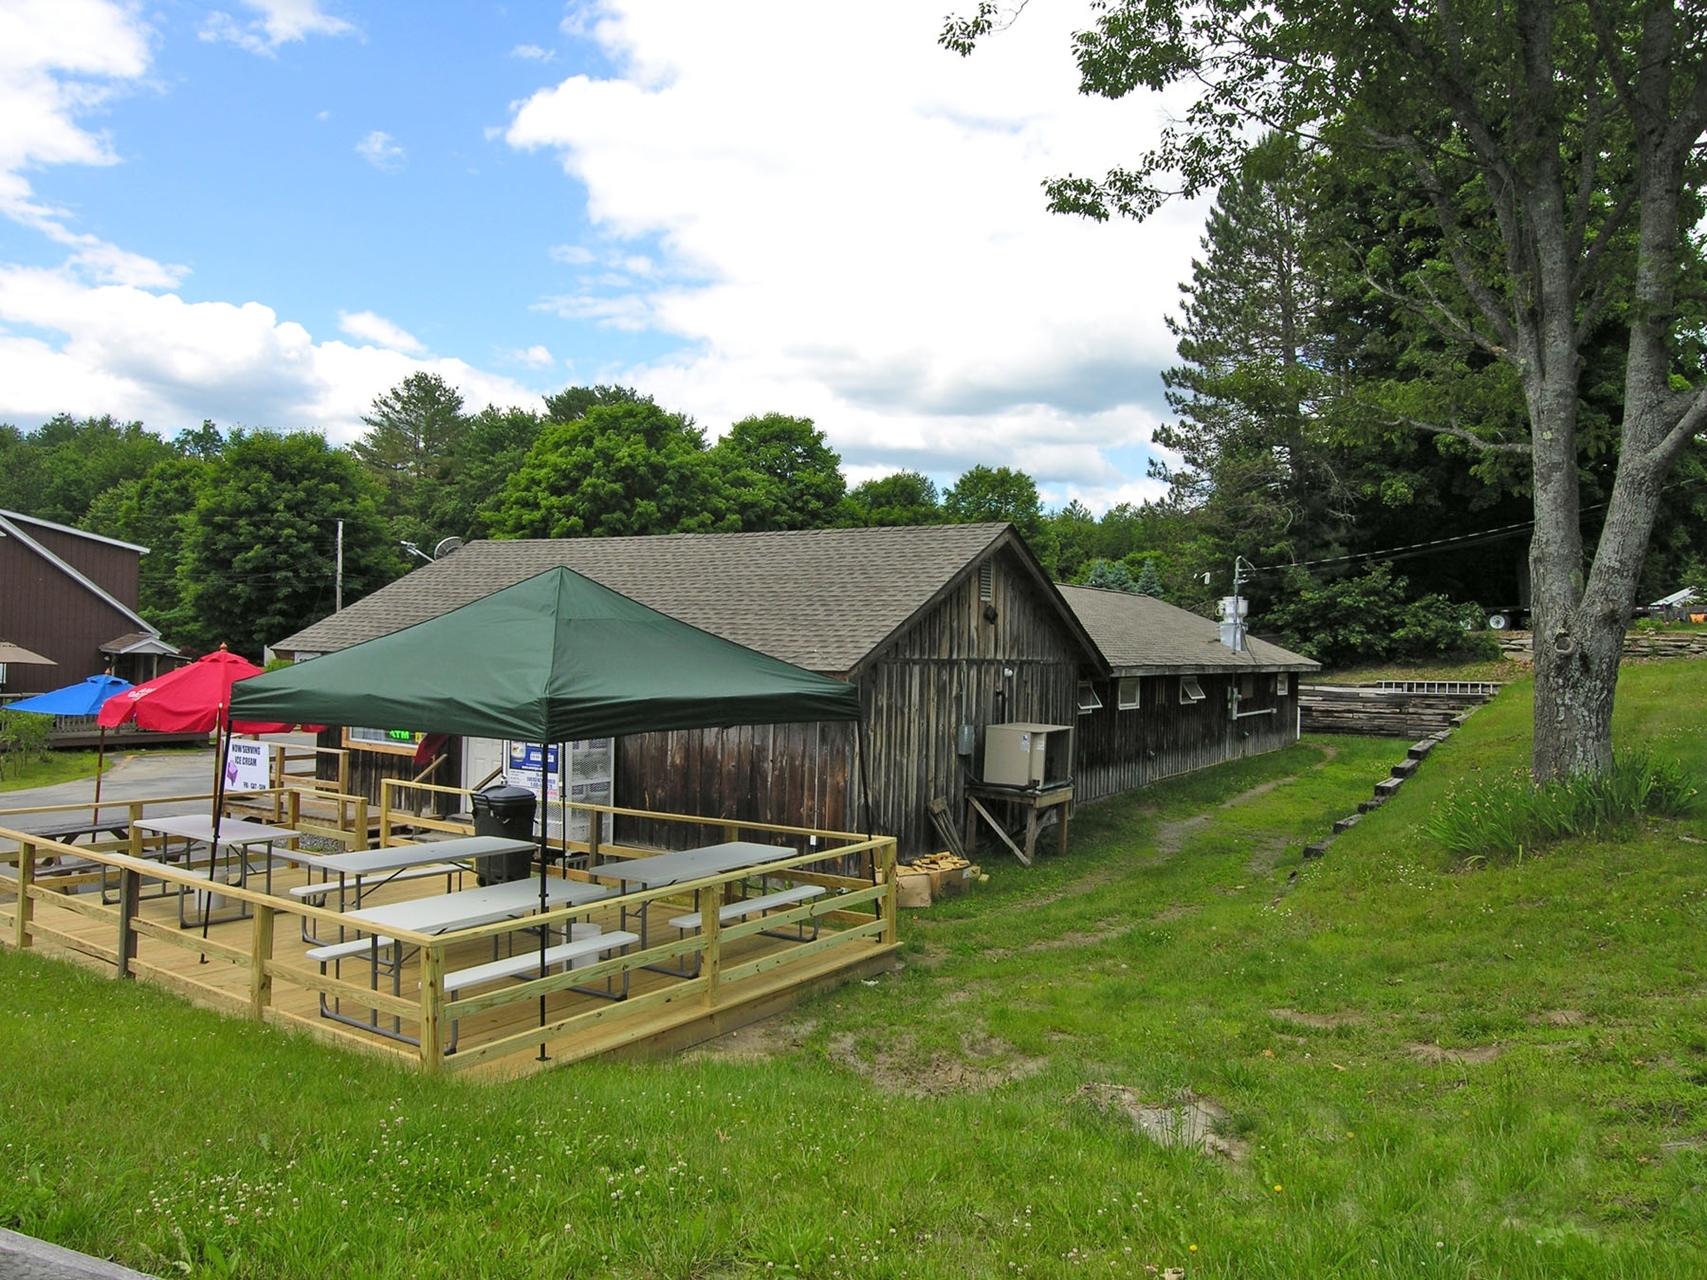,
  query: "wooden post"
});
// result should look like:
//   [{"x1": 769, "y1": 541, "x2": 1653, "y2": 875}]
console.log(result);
[
  {"x1": 336, "y1": 750, "x2": 350, "y2": 799},
  {"x1": 353, "y1": 796, "x2": 369, "y2": 850},
  {"x1": 128, "y1": 803, "x2": 144, "y2": 859},
  {"x1": 287, "y1": 787, "x2": 301, "y2": 831},
  {"x1": 587, "y1": 814, "x2": 601, "y2": 867},
  {"x1": 722, "y1": 822, "x2": 739, "y2": 845},
  {"x1": 418, "y1": 943, "x2": 445, "y2": 1073},
  {"x1": 881, "y1": 839, "x2": 898, "y2": 945},
  {"x1": 379, "y1": 781, "x2": 392, "y2": 848},
  {"x1": 14, "y1": 842, "x2": 34, "y2": 950},
  {"x1": 702, "y1": 878, "x2": 723, "y2": 1007},
  {"x1": 116, "y1": 867, "x2": 139, "y2": 977},
  {"x1": 248, "y1": 904, "x2": 275, "y2": 1019}
]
